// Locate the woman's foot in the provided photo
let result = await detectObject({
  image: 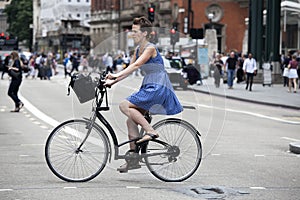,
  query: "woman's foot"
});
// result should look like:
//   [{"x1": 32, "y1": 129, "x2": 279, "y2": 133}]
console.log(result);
[
  {"x1": 18, "y1": 102, "x2": 24, "y2": 110},
  {"x1": 136, "y1": 132, "x2": 159, "y2": 144},
  {"x1": 117, "y1": 162, "x2": 141, "y2": 173},
  {"x1": 10, "y1": 108, "x2": 20, "y2": 112}
]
